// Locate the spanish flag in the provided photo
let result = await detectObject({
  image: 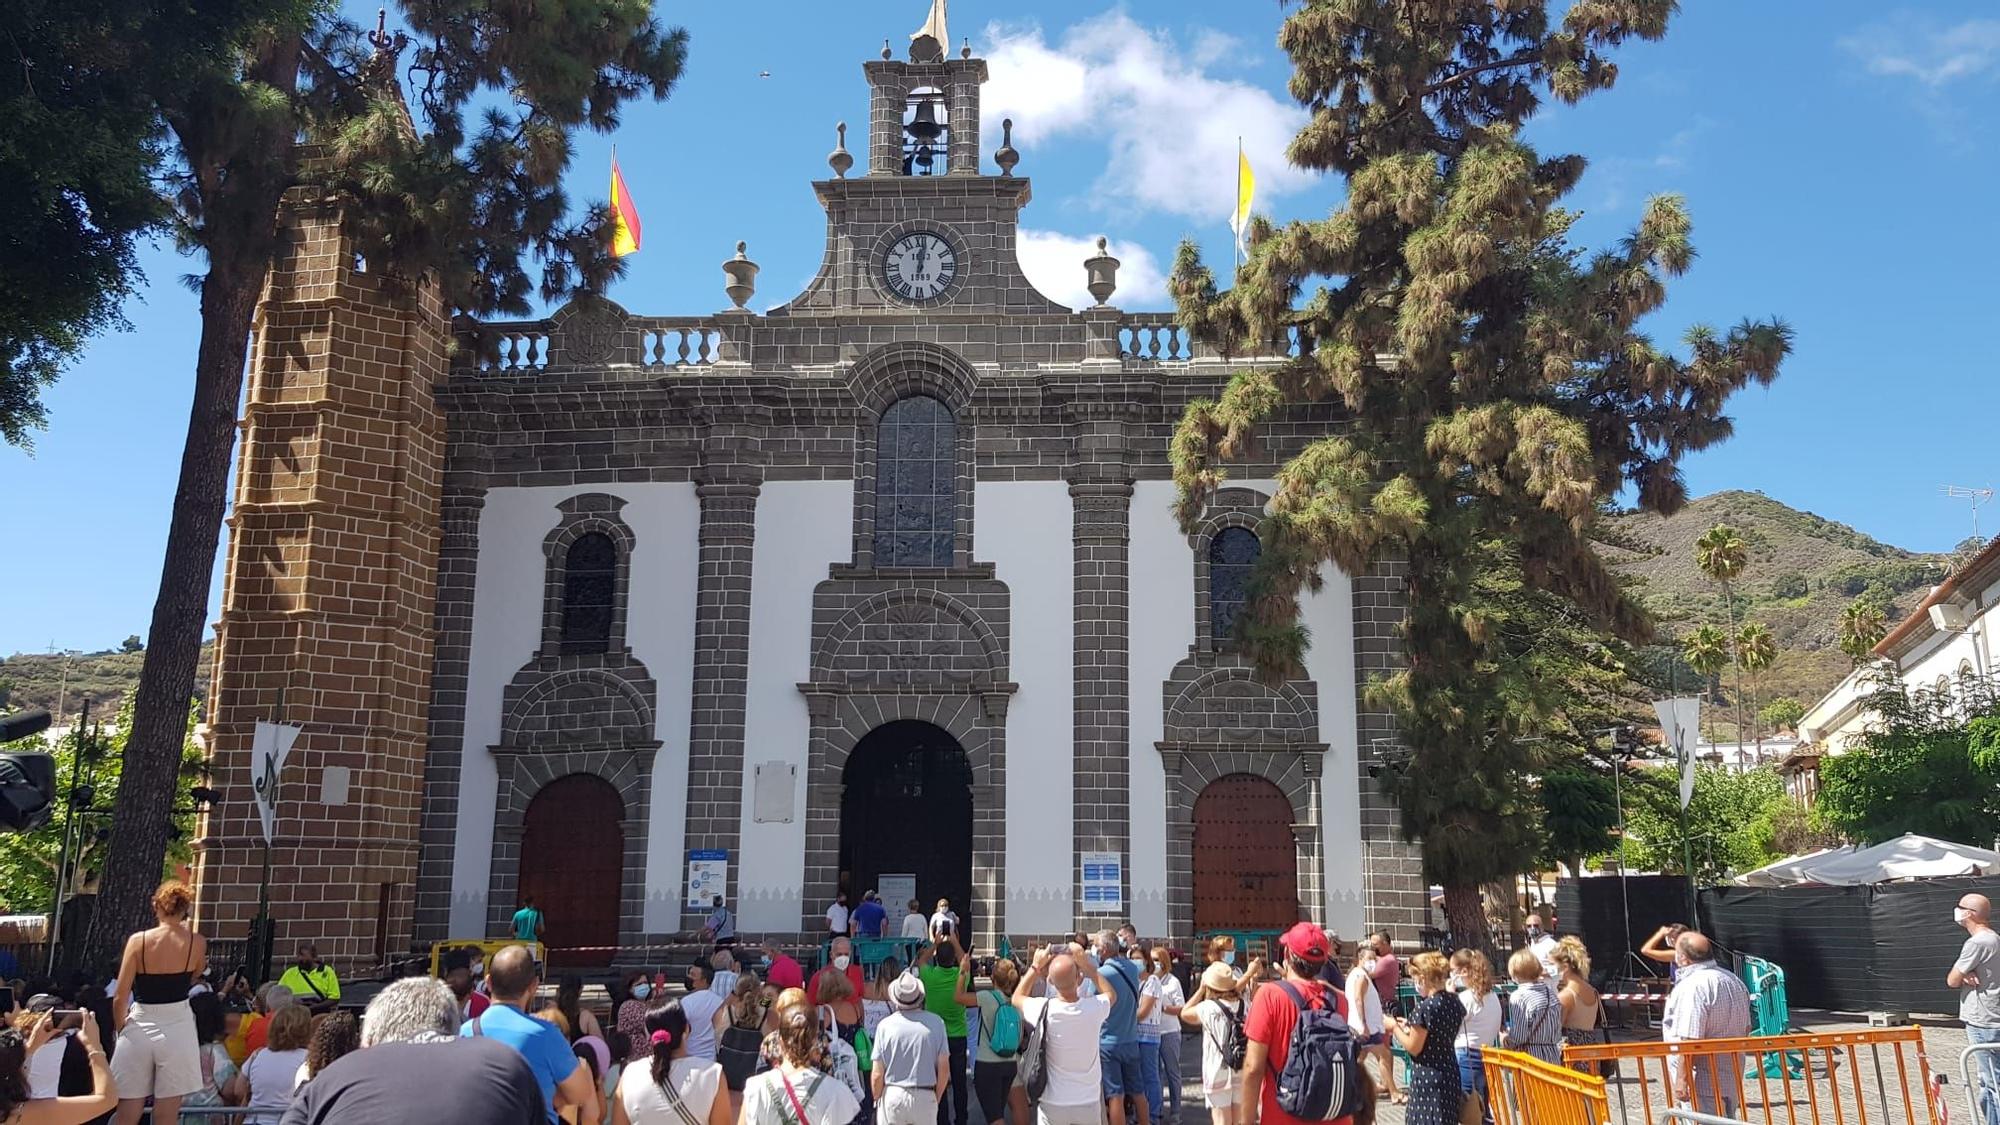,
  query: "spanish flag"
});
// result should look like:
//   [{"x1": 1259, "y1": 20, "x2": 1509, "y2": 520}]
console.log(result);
[{"x1": 610, "y1": 155, "x2": 642, "y2": 258}]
